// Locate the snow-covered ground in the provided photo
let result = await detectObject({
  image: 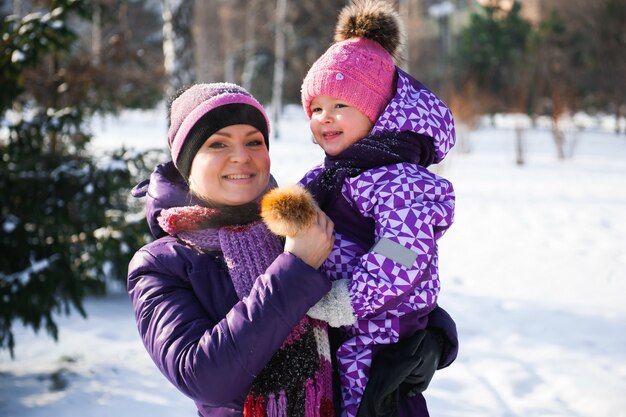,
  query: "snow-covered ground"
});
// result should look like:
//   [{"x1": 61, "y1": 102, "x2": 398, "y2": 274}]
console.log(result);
[{"x1": 1, "y1": 106, "x2": 625, "y2": 417}]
